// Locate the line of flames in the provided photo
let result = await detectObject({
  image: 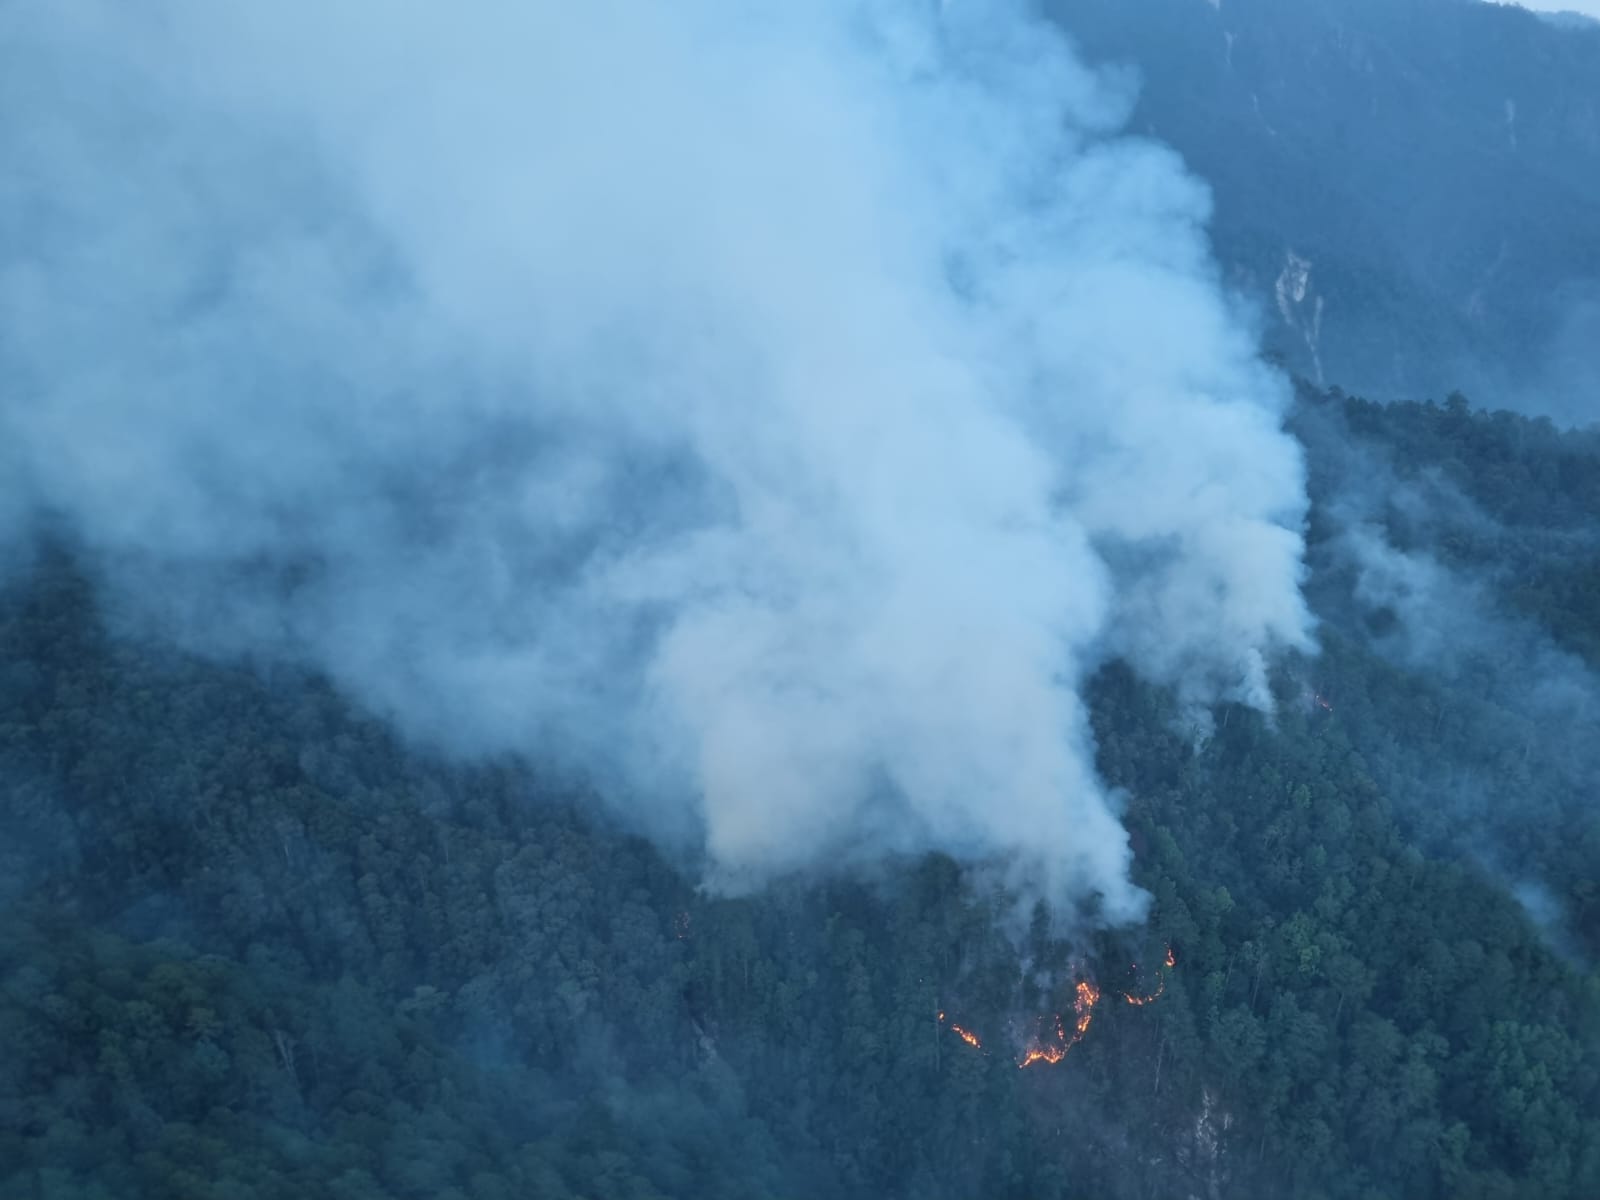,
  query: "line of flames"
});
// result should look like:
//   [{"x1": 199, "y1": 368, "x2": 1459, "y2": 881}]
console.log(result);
[
  {"x1": 1018, "y1": 979, "x2": 1100, "y2": 1068},
  {"x1": 1120, "y1": 944, "x2": 1178, "y2": 1007},
  {"x1": 938, "y1": 1011, "x2": 984, "y2": 1049},
  {"x1": 941, "y1": 945, "x2": 1176, "y2": 1069}
]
